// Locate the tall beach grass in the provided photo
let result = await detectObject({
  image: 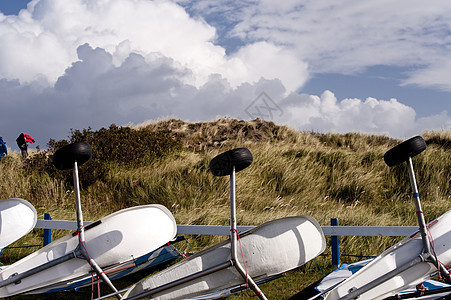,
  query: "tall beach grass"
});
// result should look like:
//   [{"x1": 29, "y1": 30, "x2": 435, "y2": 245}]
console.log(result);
[{"x1": 1, "y1": 119, "x2": 450, "y2": 299}]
